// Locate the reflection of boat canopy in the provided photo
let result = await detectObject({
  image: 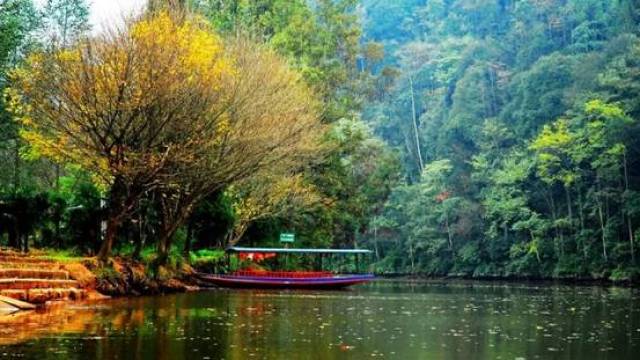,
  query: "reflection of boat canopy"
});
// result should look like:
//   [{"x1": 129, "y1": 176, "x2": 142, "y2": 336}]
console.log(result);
[{"x1": 226, "y1": 246, "x2": 373, "y2": 255}]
